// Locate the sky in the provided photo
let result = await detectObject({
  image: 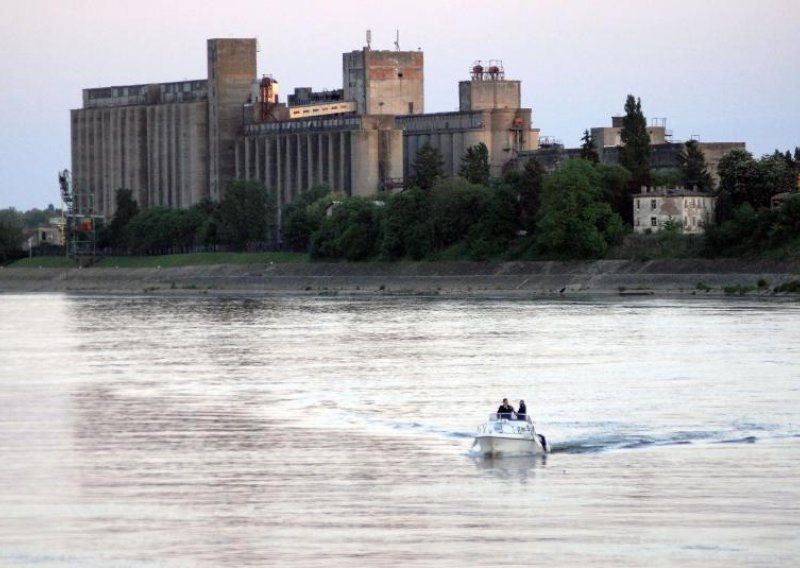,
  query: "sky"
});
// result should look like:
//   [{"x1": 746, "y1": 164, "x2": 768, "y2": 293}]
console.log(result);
[{"x1": 1, "y1": 0, "x2": 798, "y2": 210}]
